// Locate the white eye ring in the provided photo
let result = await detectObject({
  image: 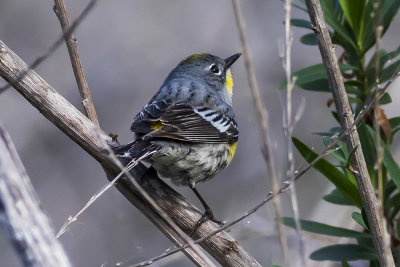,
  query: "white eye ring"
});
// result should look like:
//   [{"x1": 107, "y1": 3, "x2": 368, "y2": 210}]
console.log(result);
[{"x1": 209, "y1": 64, "x2": 222, "y2": 75}]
